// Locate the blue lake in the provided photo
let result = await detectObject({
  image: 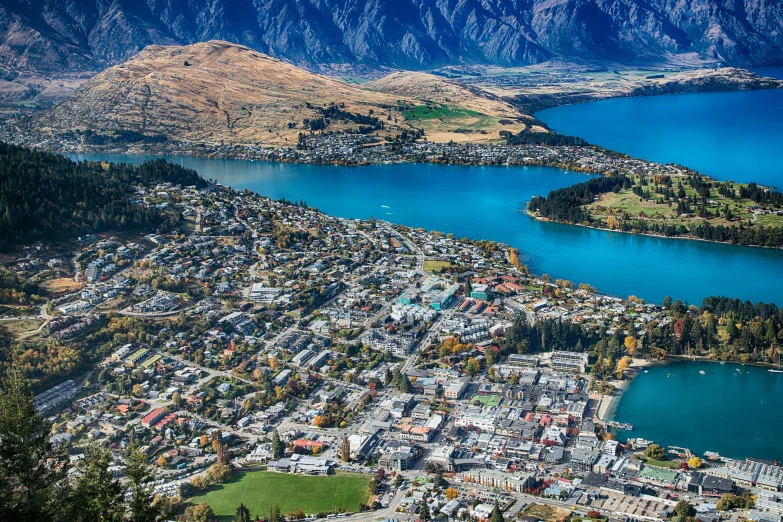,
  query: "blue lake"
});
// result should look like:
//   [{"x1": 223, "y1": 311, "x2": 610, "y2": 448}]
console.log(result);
[
  {"x1": 71, "y1": 154, "x2": 783, "y2": 305},
  {"x1": 536, "y1": 75, "x2": 783, "y2": 186}
]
